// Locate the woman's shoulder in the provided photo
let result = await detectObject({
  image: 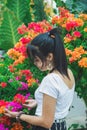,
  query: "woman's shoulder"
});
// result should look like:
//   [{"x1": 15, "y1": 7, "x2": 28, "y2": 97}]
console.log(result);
[{"x1": 42, "y1": 73, "x2": 59, "y2": 84}]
